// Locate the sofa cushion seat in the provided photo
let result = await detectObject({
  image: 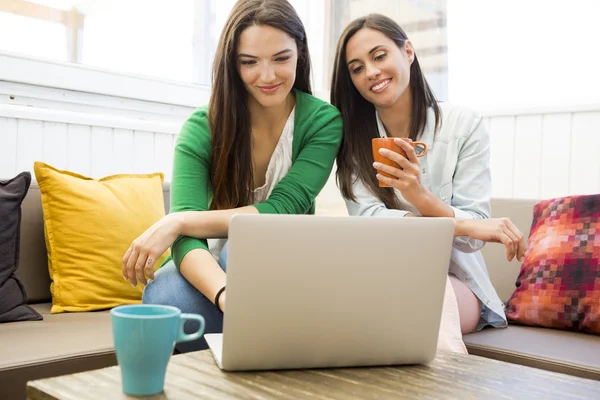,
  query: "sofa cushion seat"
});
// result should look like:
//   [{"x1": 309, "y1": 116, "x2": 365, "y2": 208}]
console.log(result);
[
  {"x1": 464, "y1": 325, "x2": 600, "y2": 381},
  {"x1": 0, "y1": 303, "x2": 116, "y2": 399}
]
